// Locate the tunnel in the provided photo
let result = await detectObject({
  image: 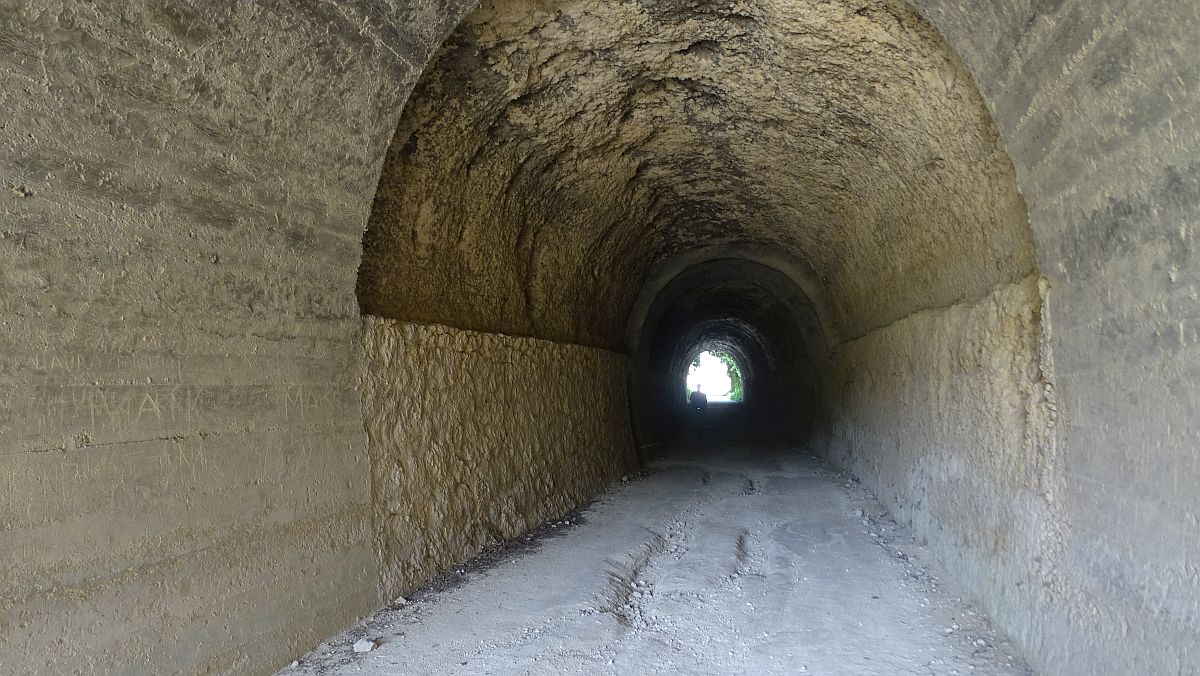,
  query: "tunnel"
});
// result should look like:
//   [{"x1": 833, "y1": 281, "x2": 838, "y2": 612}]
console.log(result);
[
  {"x1": 627, "y1": 254, "x2": 825, "y2": 447},
  {"x1": 2, "y1": 0, "x2": 1198, "y2": 674}
]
